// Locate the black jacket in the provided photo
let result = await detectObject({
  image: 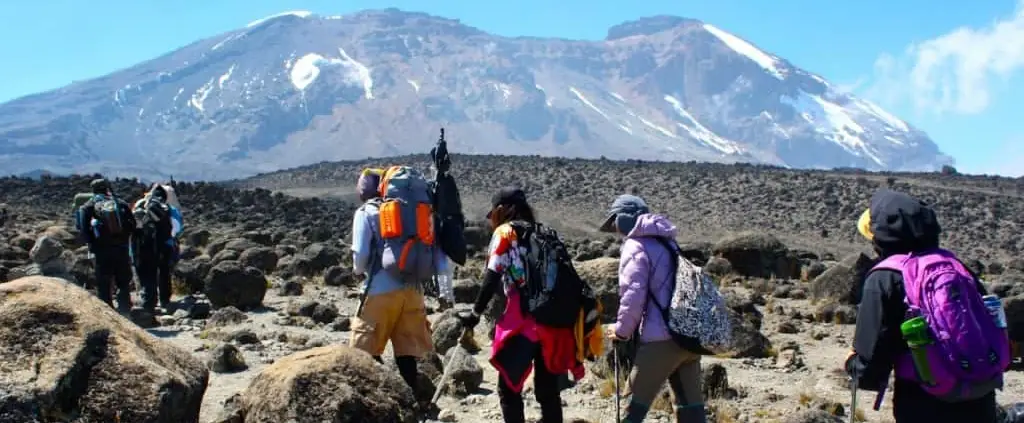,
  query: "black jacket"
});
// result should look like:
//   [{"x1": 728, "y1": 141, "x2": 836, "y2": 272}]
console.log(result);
[{"x1": 845, "y1": 189, "x2": 996, "y2": 422}]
